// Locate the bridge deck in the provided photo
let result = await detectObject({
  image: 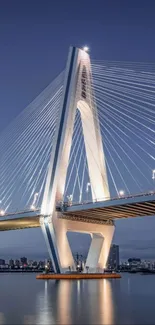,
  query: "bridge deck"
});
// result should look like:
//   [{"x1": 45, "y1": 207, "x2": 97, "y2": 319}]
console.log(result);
[
  {"x1": 63, "y1": 193, "x2": 155, "y2": 223},
  {"x1": 0, "y1": 193, "x2": 154, "y2": 231}
]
